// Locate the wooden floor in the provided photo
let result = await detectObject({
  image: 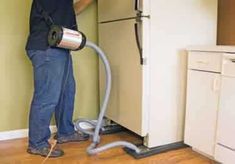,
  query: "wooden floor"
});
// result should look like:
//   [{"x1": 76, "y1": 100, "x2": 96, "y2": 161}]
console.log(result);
[{"x1": 0, "y1": 132, "x2": 216, "y2": 164}]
